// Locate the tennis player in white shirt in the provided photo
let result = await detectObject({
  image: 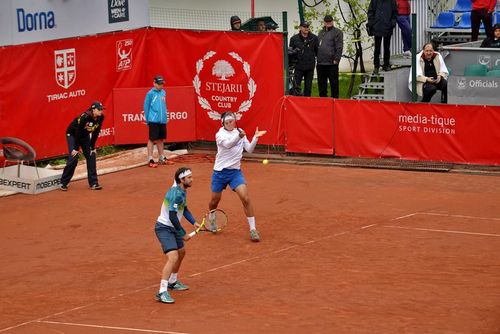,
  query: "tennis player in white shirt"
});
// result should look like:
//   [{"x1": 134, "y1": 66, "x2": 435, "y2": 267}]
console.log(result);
[{"x1": 208, "y1": 112, "x2": 267, "y2": 242}]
